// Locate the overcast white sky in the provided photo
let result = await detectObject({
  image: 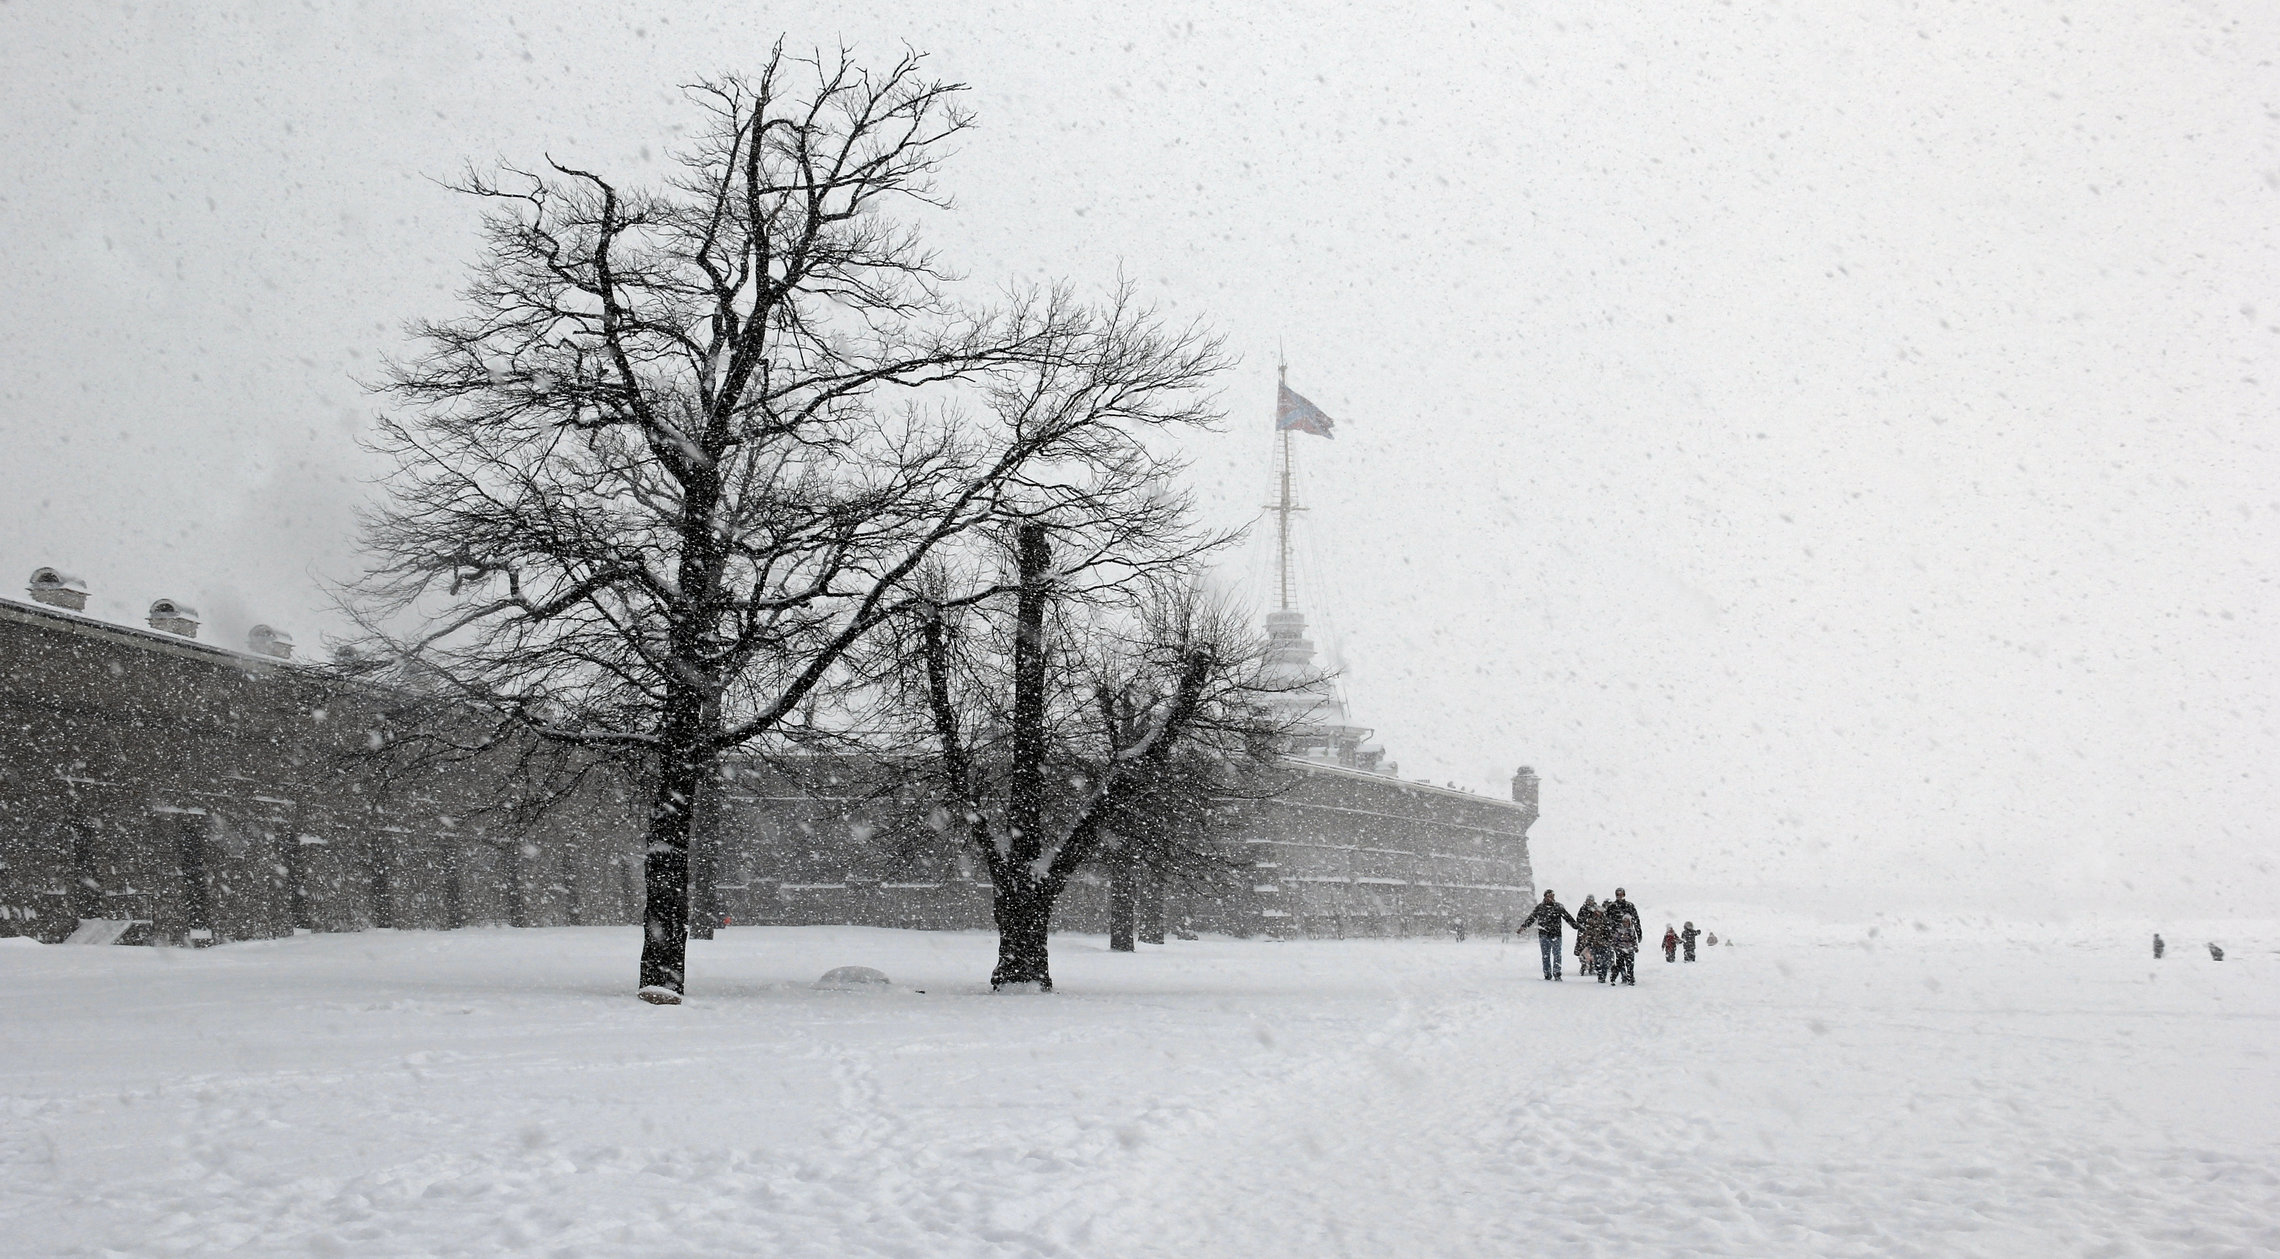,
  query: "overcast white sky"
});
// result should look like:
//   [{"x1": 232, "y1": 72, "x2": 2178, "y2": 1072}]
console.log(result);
[{"x1": 3, "y1": 2, "x2": 2274, "y2": 913}]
